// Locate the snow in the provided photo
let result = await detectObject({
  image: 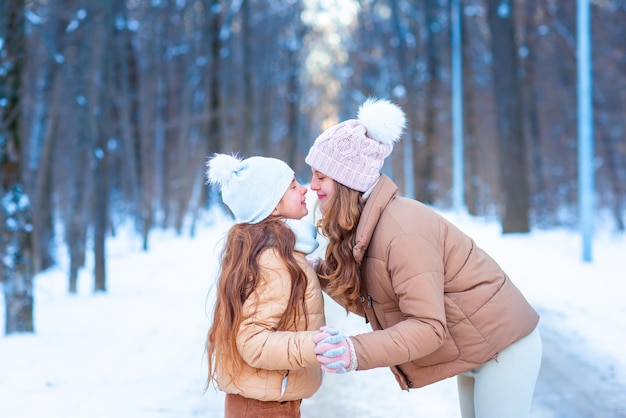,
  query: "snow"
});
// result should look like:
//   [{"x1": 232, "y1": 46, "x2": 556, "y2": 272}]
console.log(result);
[{"x1": 1, "y1": 207, "x2": 625, "y2": 418}]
